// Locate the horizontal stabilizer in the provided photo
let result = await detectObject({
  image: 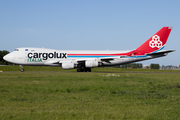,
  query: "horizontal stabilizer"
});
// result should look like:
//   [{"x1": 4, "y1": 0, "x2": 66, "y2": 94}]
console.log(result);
[{"x1": 146, "y1": 50, "x2": 175, "y2": 56}]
